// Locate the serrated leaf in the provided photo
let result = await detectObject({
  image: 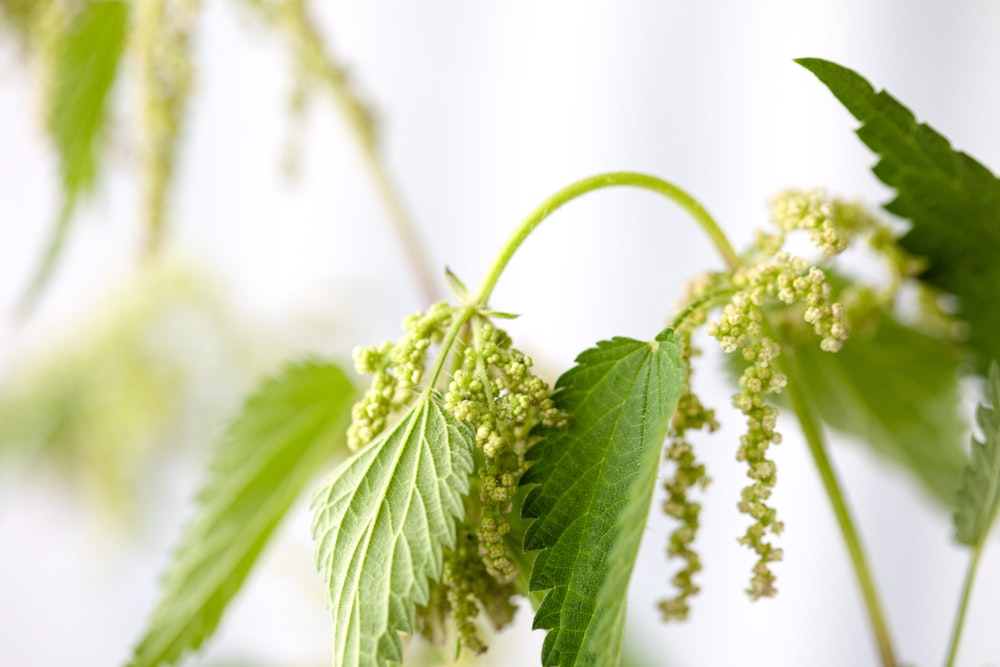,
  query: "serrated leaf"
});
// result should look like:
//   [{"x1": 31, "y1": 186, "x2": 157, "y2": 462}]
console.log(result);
[
  {"x1": 785, "y1": 314, "x2": 967, "y2": 505},
  {"x1": 521, "y1": 329, "x2": 685, "y2": 667},
  {"x1": 311, "y1": 393, "x2": 474, "y2": 667},
  {"x1": 955, "y1": 362, "x2": 1000, "y2": 547},
  {"x1": 798, "y1": 58, "x2": 1000, "y2": 376},
  {"x1": 22, "y1": 0, "x2": 130, "y2": 311},
  {"x1": 128, "y1": 360, "x2": 355, "y2": 667}
]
